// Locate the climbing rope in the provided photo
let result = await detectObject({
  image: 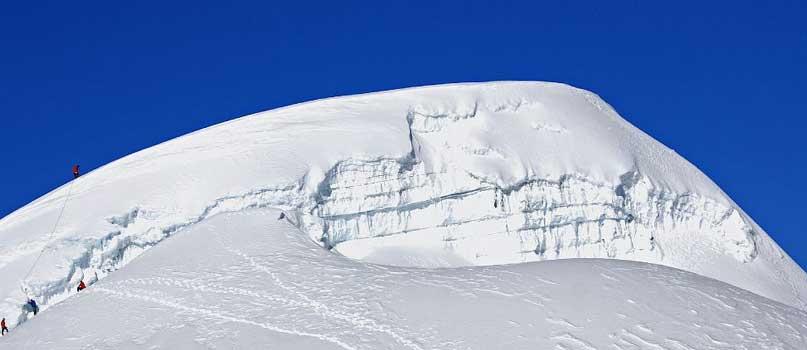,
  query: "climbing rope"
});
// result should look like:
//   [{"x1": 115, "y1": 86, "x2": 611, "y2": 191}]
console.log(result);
[{"x1": 21, "y1": 179, "x2": 77, "y2": 293}]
